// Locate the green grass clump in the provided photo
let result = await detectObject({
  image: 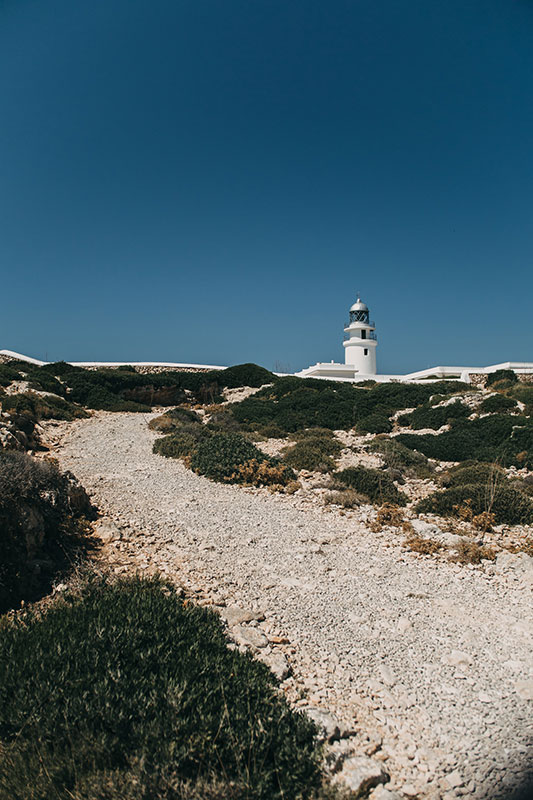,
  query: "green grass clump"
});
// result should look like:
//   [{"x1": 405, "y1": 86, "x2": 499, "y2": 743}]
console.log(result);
[
  {"x1": 282, "y1": 429, "x2": 342, "y2": 472},
  {"x1": 416, "y1": 484, "x2": 533, "y2": 525},
  {"x1": 396, "y1": 415, "x2": 533, "y2": 468},
  {"x1": 398, "y1": 401, "x2": 470, "y2": 430},
  {"x1": 479, "y1": 394, "x2": 518, "y2": 414},
  {"x1": 334, "y1": 465, "x2": 407, "y2": 506},
  {"x1": 0, "y1": 575, "x2": 322, "y2": 800}
]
